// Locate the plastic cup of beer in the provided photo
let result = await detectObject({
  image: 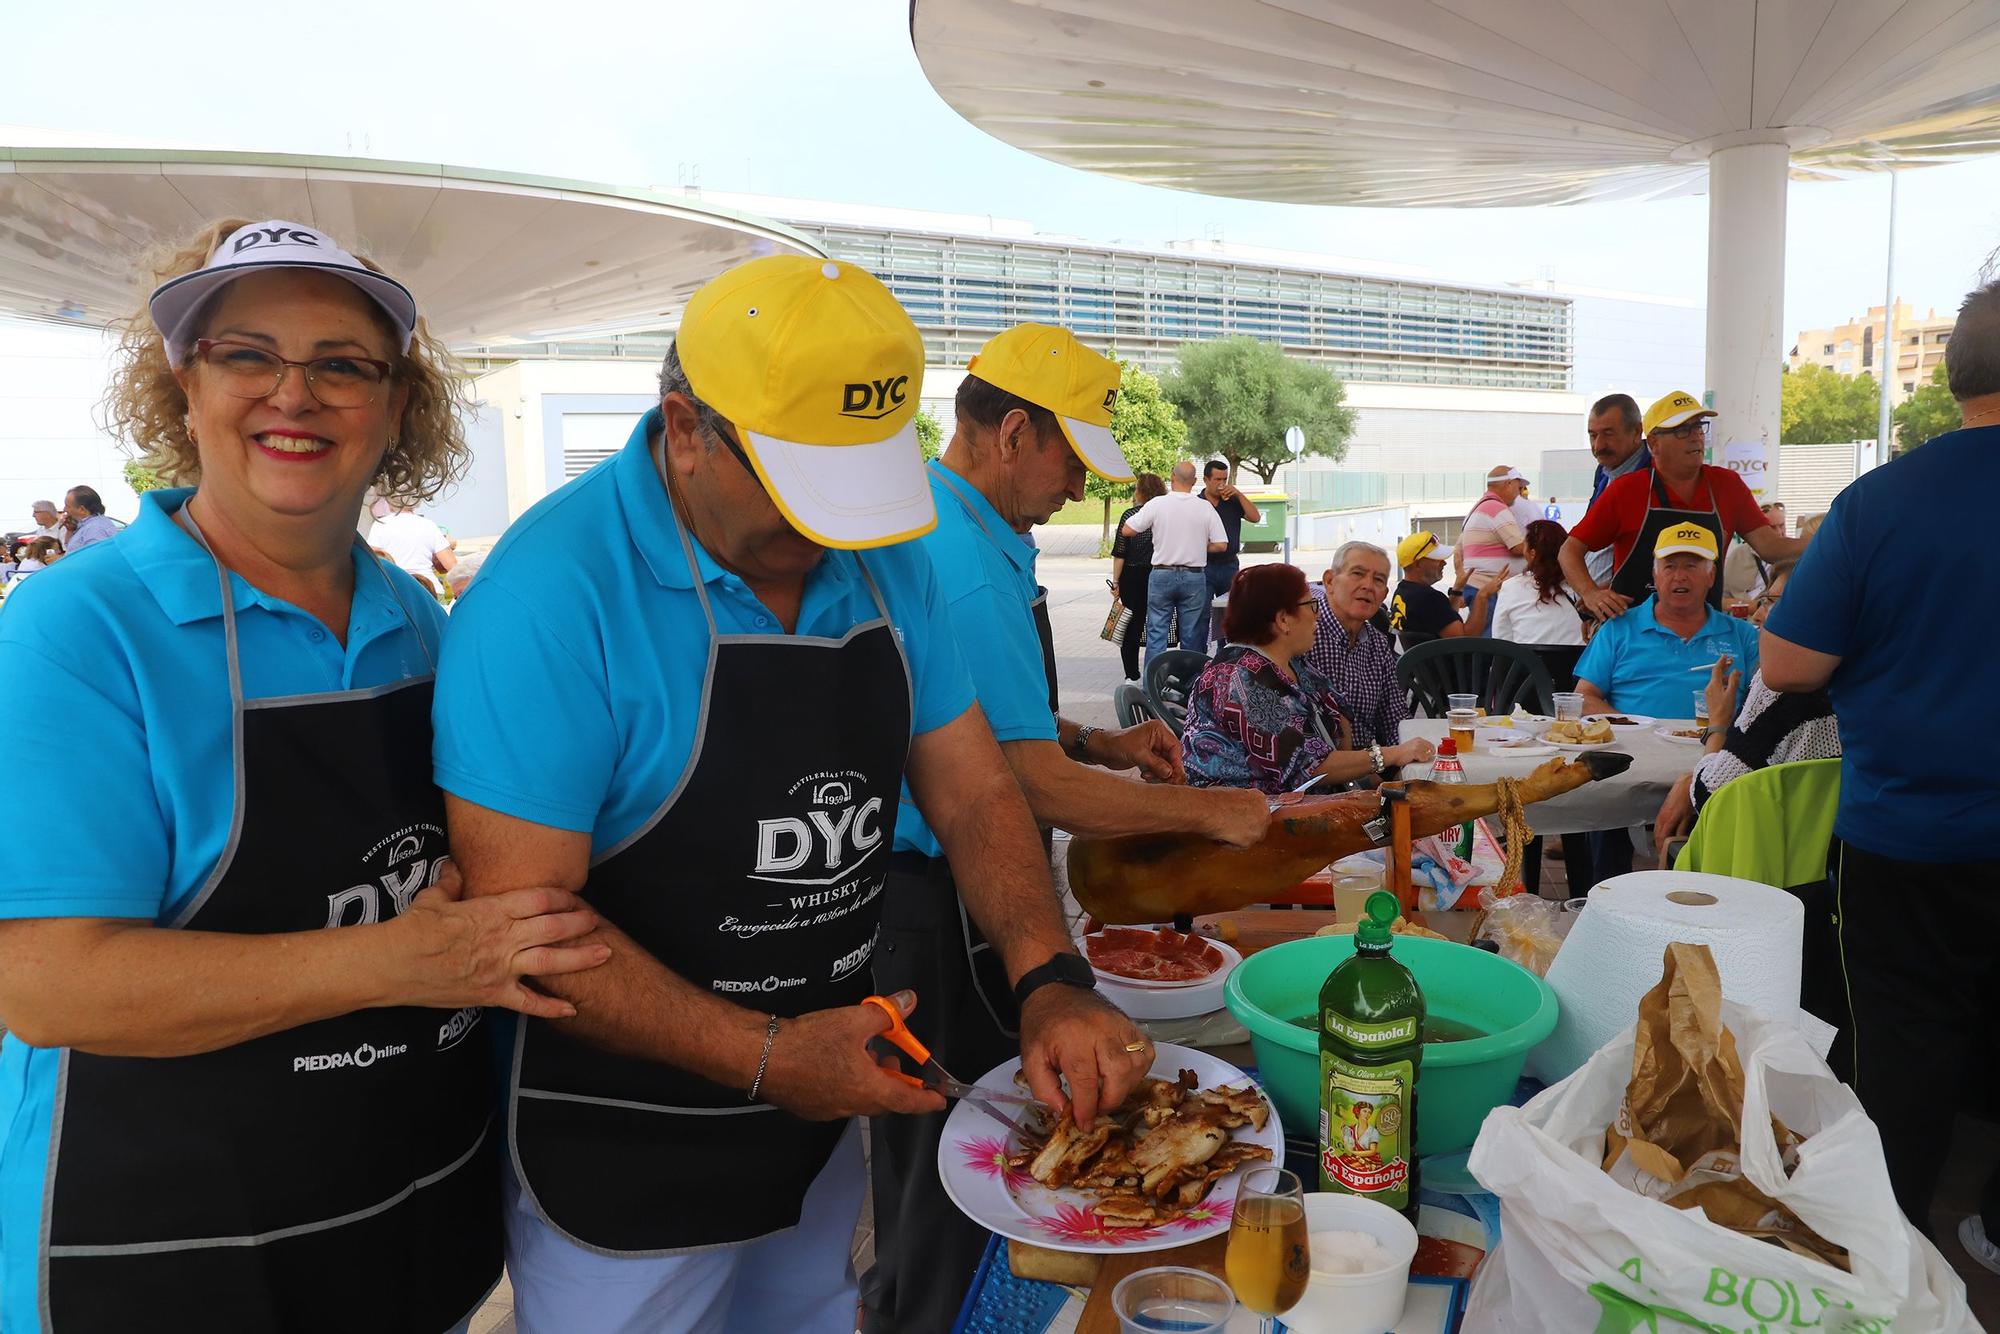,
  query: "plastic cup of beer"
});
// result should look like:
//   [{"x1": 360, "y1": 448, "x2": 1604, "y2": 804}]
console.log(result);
[
  {"x1": 1111, "y1": 1265, "x2": 1234, "y2": 1333},
  {"x1": 1727, "y1": 599, "x2": 1752, "y2": 619},
  {"x1": 1694, "y1": 690, "x2": 1710, "y2": 729},
  {"x1": 1333, "y1": 871, "x2": 1383, "y2": 922},
  {"x1": 1446, "y1": 708, "x2": 1479, "y2": 753},
  {"x1": 1447, "y1": 692, "x2": 1480, "y2": 719},
  {"x1": 1552, "y1": 691, "x2": 1584, "y2": 723}
]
